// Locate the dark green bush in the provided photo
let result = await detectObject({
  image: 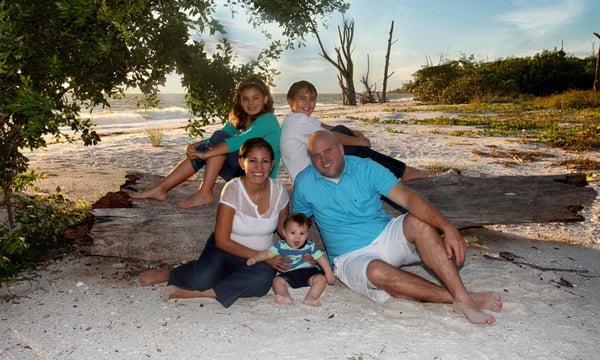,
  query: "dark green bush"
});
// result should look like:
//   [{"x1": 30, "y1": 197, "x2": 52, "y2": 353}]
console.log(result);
[
  {"x1": 407, "y1": 50, "x2": 595, "y2": 103},
  {"x1": 0, "y1": 192, "x2": 90, "y2": 279}
]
